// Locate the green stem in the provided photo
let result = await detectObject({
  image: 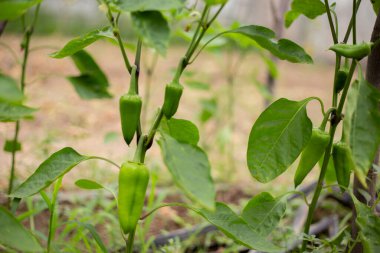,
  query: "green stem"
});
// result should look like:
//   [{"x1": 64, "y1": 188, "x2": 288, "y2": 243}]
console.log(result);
[
  {"x1": 332, "y1": 55, "x2": 341, "y2": 107},
  {"x1": 126, "y1": 229, "x2": 136, "y2": 253},
  {"x1": 133, "y1": 135, "x2": 147, "y2": 163},
  {"x1": 134, "y1": 39, "x2": 143, "y2": 141},
  {"x1": 145, "y1": 109, "x2": 164, "y2": 149},
  {"x1": 301, "y1": 58, "x2": 357, "y2": 252},
  {"x1": 47, "y1": 177, "x2": 62, "y2": 253},
  {"x1": 352, "y1": 0, "x2": 356, "y2": 44},
  {"x1": 343, "y1": 0, "x2": 362, "y2": 43},
  {"x1": 301, "y1": 124, "x2": 337, "y2": 251},
  {"x1": 115, "y1": 30, "x2": 132, "y2": 74},
  {"x1": 323, "y1": 0, "x2": 338, "y2": 44},
  {"x1": 319, "y1": 107, "x2": 336, "y2": 131},
  {"x1": 7, "y1": 122, "x2": 20, "y2": 197},
  {"x1": 106, "y1": 7, "x2": 132, "y2": 74},
  {"x1": 88, "y1": 156, "x2": 121, "y2": 169},
  {"x1": 337, "y1": 61, "x2": 357, "y2": 114},
  {"x1": 7, "y1": 5, "x2": 39, "y2": 199},
  {"x1": 134, "y1": 38, "x2": 142, "y2": 93},
  {"x1": 184, "y1": 6, "x2": 209, "y2": 60},
  {"x1": 128, "y1": 66, "x2": 138, "y2": 94}
]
